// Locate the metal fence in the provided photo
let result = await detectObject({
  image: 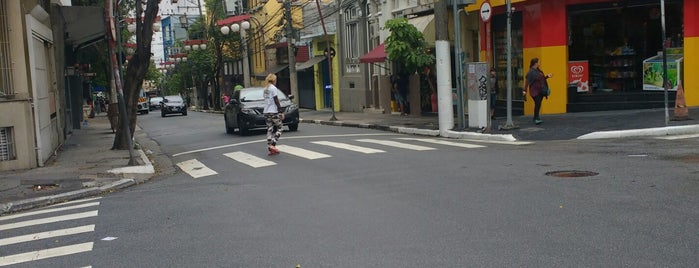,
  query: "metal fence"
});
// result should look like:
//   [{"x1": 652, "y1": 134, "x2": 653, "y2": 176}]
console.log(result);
[
  {"x1": 0, "y1": 127, "x2": 15, "y2": 161},
  {"x1": 0, "y1": 2, "x2": 14, "y2": 98}
]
